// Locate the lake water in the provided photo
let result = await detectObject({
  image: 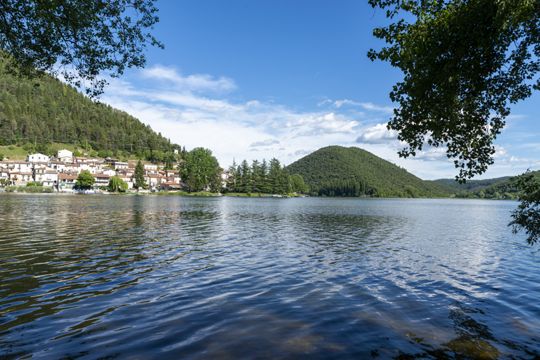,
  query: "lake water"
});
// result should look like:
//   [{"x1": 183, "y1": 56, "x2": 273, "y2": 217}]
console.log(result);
[{"x1": 0, "y1": 195, "x2": 539, "y2": 359}]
